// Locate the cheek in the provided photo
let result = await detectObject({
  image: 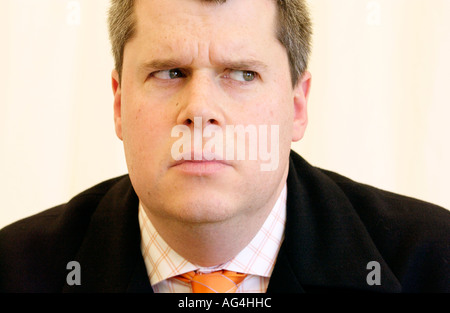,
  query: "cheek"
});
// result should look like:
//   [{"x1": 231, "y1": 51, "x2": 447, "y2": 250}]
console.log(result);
[
  {"x1": 121, "y1": 101, "x2": 171, "y2": 162},
  {"x1": 263, "y1": 96, "x2": 295, "y2": 160},
  {"x1": 253, "y1": 92, "x2": 294, "y2": 133}
]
